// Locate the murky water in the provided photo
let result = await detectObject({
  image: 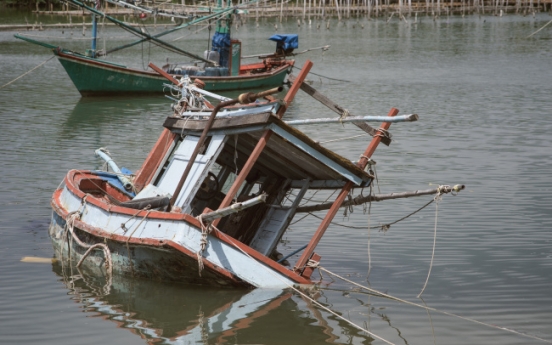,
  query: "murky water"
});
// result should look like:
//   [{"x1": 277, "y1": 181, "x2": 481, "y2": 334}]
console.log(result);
[{"x1": 1, "y1": 9, "x2": 552, "y2": 344}]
